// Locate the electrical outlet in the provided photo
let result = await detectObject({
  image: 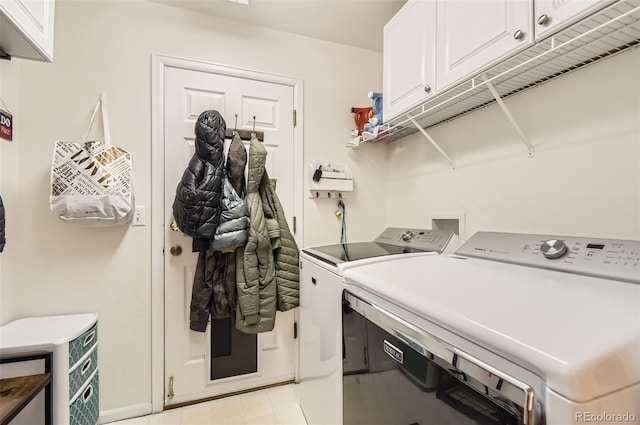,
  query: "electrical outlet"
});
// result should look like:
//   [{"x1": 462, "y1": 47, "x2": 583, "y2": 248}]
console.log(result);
[{"x1": 132, "y1": 206, "x2": 146, "y2": 226}]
